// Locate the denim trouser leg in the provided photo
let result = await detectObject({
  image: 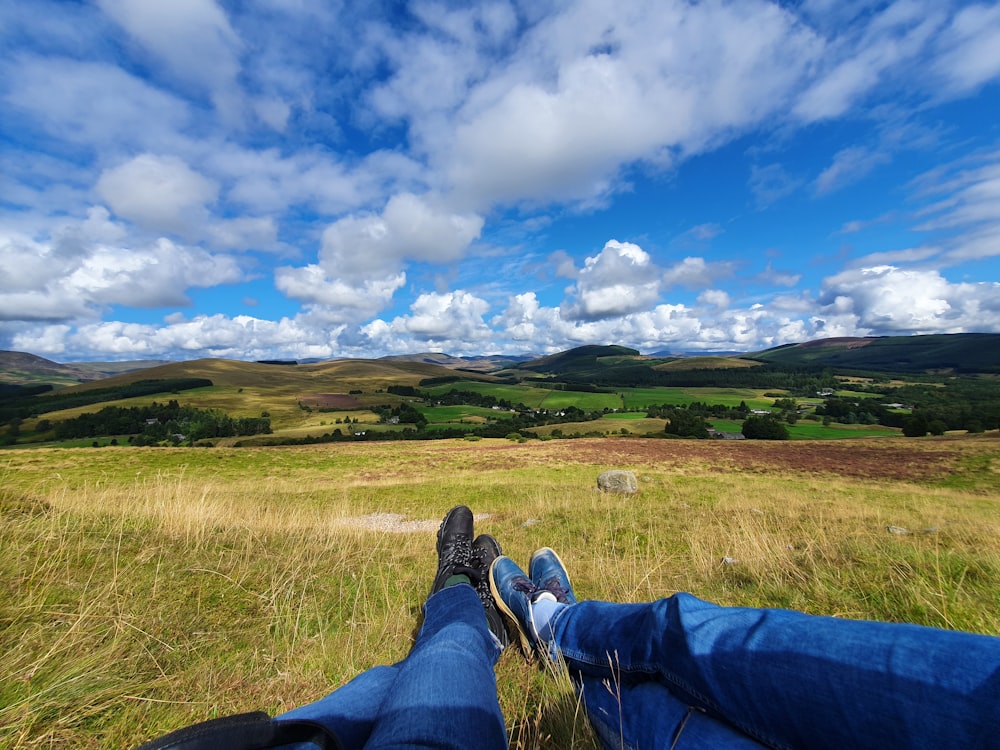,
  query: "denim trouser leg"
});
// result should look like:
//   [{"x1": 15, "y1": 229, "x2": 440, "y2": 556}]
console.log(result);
[
  {"x1": 277, "y1": 584, "x2": 506, "y2": 750},
  {"x1": 549, "y1": 593, "x2": 1000, "y2": 750}
]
